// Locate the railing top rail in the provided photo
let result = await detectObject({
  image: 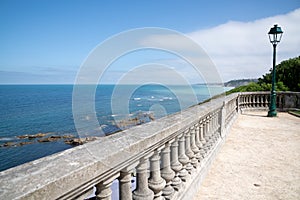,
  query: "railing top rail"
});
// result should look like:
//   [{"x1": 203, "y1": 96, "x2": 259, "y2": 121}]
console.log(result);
[{"x1": 239, "y1": 91, "x2": 300, "y2": 95}]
